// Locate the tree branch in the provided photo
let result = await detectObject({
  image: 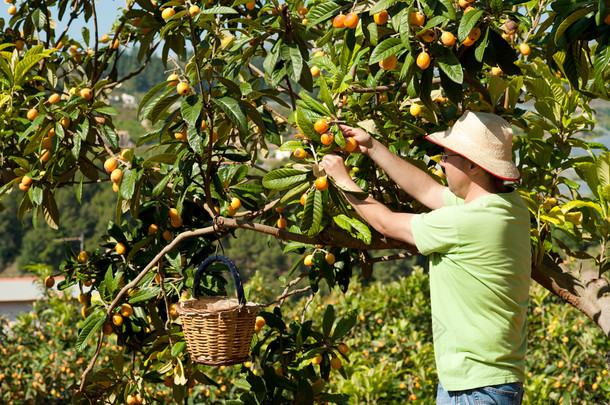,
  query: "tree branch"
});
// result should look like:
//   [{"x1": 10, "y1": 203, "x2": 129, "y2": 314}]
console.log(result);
[{"x1": 532, "y1": 255, "x2": 610, "y2": 338}]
